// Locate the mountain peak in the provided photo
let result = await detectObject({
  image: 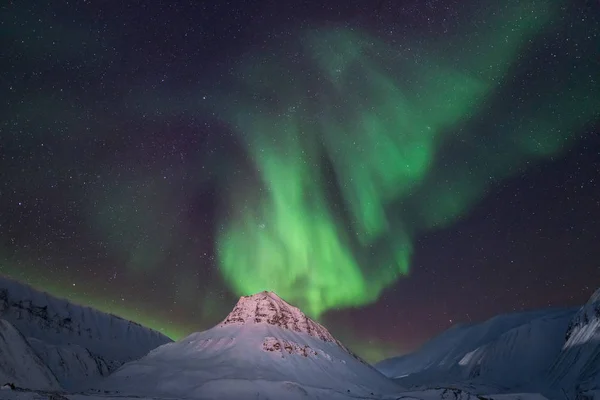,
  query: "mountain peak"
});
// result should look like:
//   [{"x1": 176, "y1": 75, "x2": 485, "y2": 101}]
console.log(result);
[
  {"x1": 99, "y1": 289, "x2": 399, "y2": 398},
  {"x1": 588, "y1": 287, "x2": 600, "y2": 304},
  {"x1": 219, "y1": 291, "x2": 339, "y2": 343}
]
